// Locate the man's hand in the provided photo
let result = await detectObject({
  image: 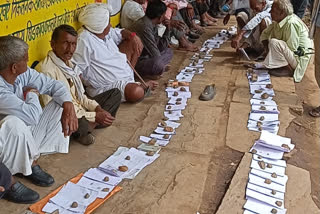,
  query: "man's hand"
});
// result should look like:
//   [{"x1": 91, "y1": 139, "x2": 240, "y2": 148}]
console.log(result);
[
  {"x1": 0, "y1": 186, "x2": 5, "y2": 192},
  {"x1": 121, "y1": 29, "x2": 134, "y2": 40},
  {"x1": 223, "y1": 14, "x2": 230, "y2": 25},
  {"x1": 132, "y1": 35, "x2": 144, "y2": 55},
  {"x1": 231, "y1": 34, "x2": 243, "y2": 49},
  {"x1": 95, "y1": 106, "x2": 115, "y2": 126},
  {"x1": 61, "y1": 102, "x2": 78, "y2": 137},
  {"x1": 163, "y1": 19, "x2": 185, "y2": 31},
  {"x1": 23, "y1": 87, "x2": 39, "y2": 100},
  {"x1": 171, "y1": 20, "x2": 186, "y2": 31}
]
